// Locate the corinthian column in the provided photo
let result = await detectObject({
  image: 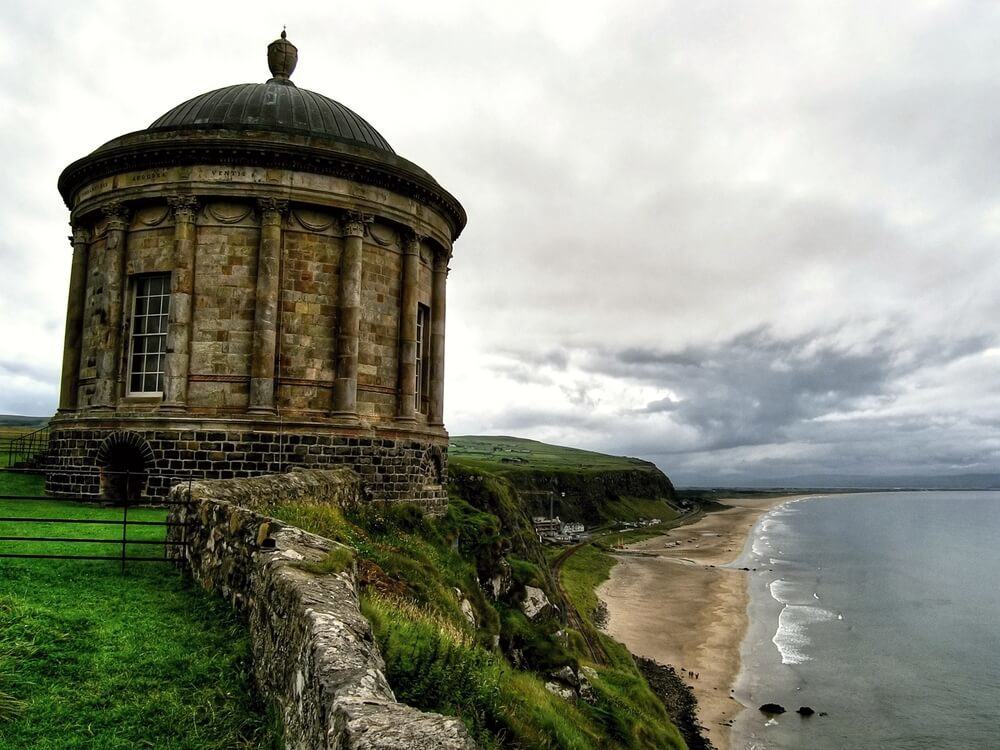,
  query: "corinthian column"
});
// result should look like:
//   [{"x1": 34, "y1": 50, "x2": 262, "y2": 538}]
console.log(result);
[
  {"x1": 94, "y1": 202, "x2": 129, "y2": 408},
  {"x1": 248, "y1": 198, "x2": 287, "y2": 415},
  {"x1": 161, "y1": 195, "x2": 198, "y2": 411},
  {"x1": 58, "y1": 226, "x2": 90, "y2": 412},
  {"x1": 428, "y1": 249, "x2": 449, "y2": 426},
  {"x1": 332, "y1": 212, "x2": 369, "y2": 418},
  {"x1": 396, "y1": 231, "x2": 420, "y2": 422}
]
